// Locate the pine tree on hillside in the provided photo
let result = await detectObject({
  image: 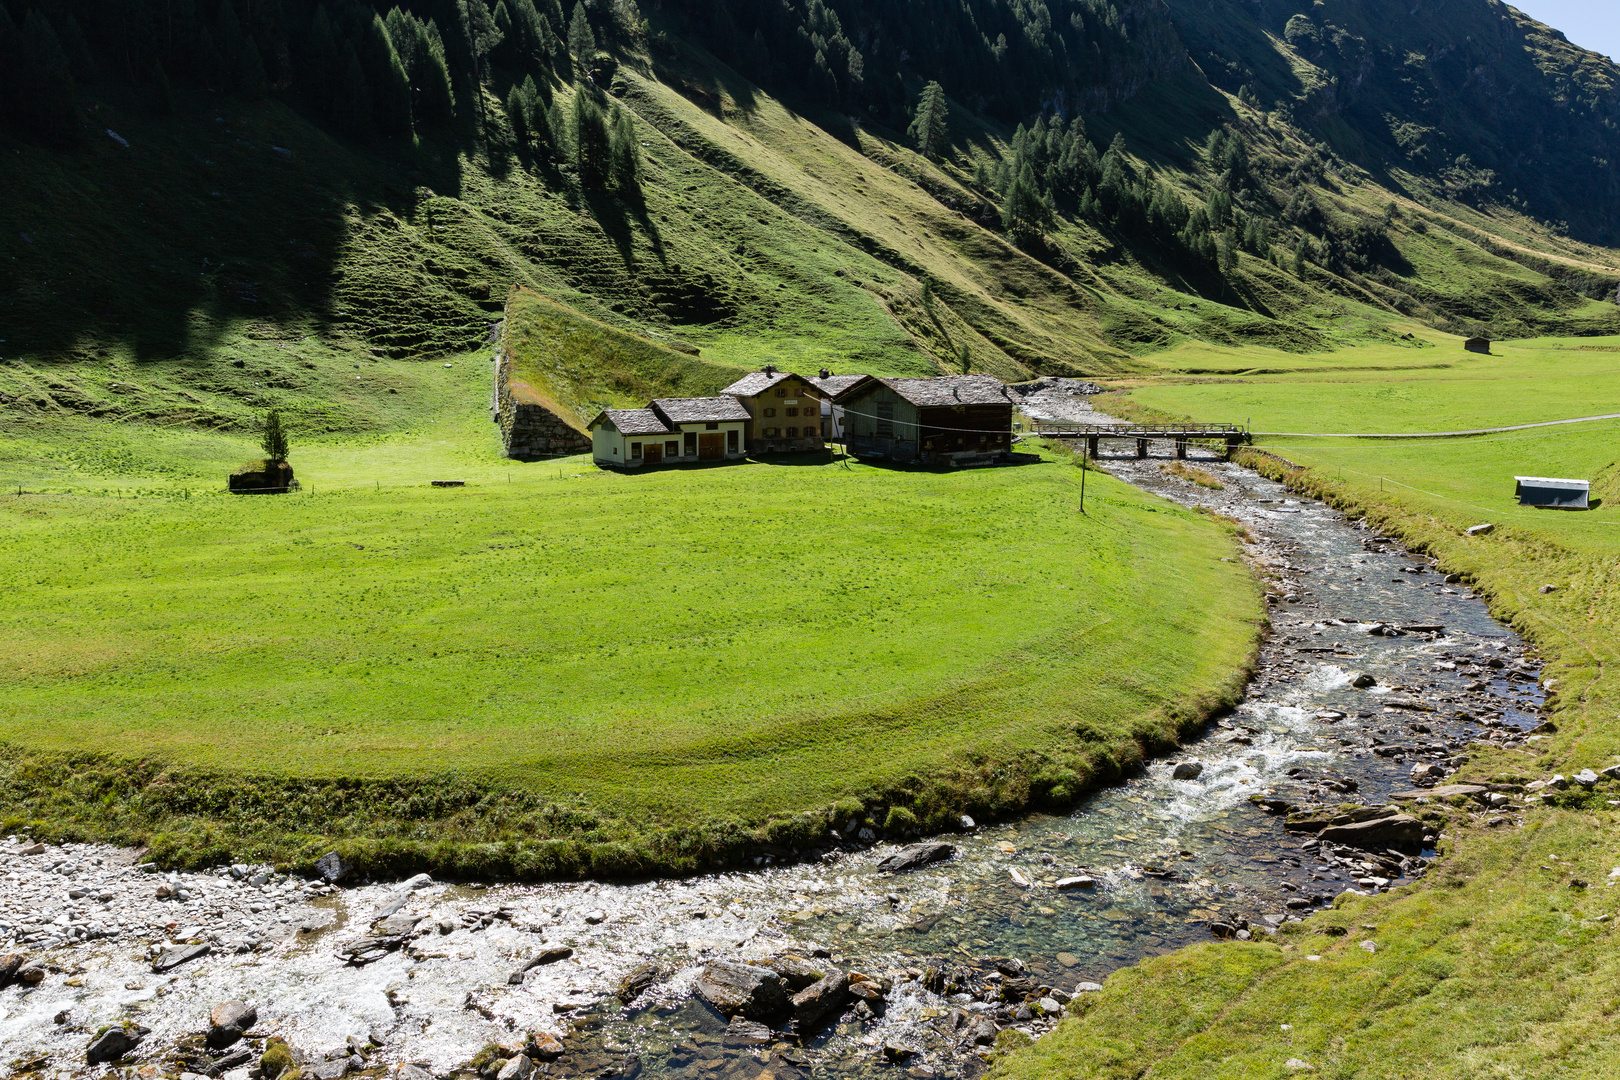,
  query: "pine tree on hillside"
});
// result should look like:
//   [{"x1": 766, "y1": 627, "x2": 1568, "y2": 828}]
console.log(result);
[
  {"x1": 609, "y1": 103, "x2": 639, "y2": 191},
  {"x1": 568, "y1": 2, "x2": 594, "y2": 78},
  {"x1": 908, "y1": 81, "x2": 949, "y2": 160},
  {"x1": 1002, "y1": 163, "x2": 1054, "y2": 245},
  {"x1": 507, "y1": 83, "x2": 529, "y2": 143},
  {"x1": 522, "y1": 74, "x2": 551, "y2": 150},
  {"x1": 240, "y1": 38, "x2": 268, "y2": 98},
  {"x1": 334, "y1": 44, "x2": 373, "y2": 138},
  {"x1": 574, "y1": 89, "x2": 610, "y2": 186},
  {"x1": 459, "y1": 0, "x2": 503, "y2": 118},
  {"x1": 364, "y1": 14, "x2": 413, "y2": 136},
  {"x1": 305, "y1": 5, "x2": 341, "y2": 114},
  {"x1": 10, "y1": 12, "x2": 80, "y2": 146}
]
